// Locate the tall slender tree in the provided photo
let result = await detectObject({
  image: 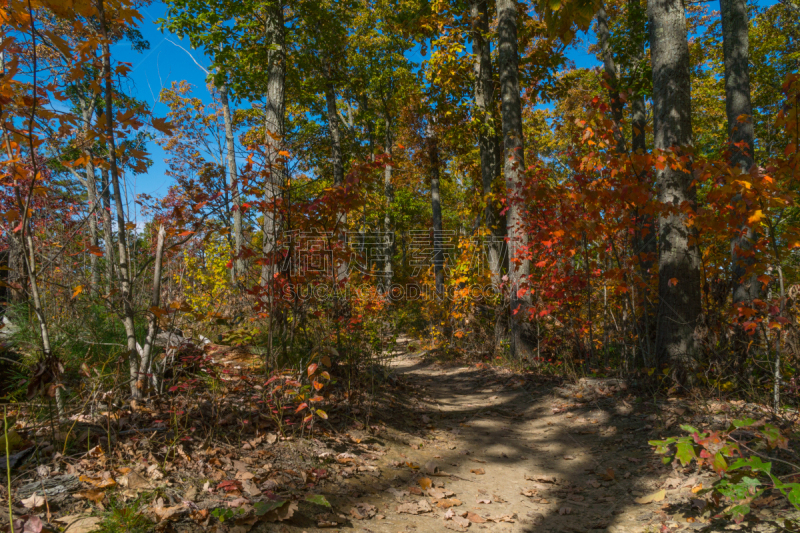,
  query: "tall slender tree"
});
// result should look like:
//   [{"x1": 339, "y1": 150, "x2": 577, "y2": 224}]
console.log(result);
[
  {"x1": 261, "y1": 1, "x2": 286, "y2": 286},
  {"x1": 471, "y1": 0, "x2": 504, "y2": 288},
  {"x1": 648, "y1": 0, "x2": 702, "y2": 382},
  {"x1": 595, "y1": 3, "x2": 625, "y2": 153},
  {"x1": 427, "y1": 120, "x2": 444, "y2": 296},
  {"x1": 98, "y1": 0, "x2": 140, "y2": 396},
  {"x1": 218, "y1": 84, "x2": 245, "y2": 279},
  {"x1": 497, "y1": 0, "x2": 533, "y2": 359},
  {"x1": 721, "y1": 0, "x2": 759, "y2": 306}
]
